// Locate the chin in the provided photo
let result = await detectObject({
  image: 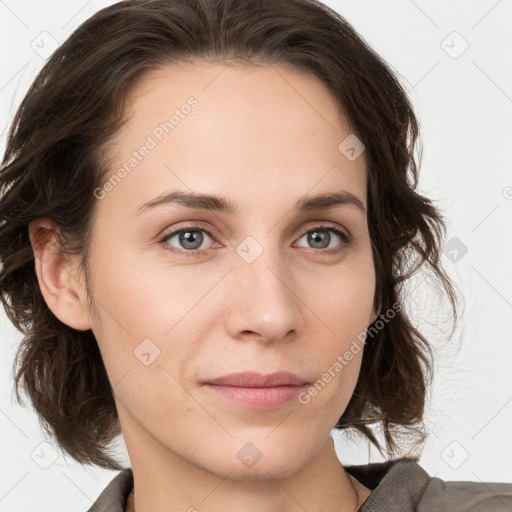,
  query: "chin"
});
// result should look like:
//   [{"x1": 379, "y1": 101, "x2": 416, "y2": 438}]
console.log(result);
[
  {"x1": 197, "y1": 435, "x2": 316, "y2": 482},
  {"x1": 213, "y1": 457, "x2": 309, "y2": 482}
]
